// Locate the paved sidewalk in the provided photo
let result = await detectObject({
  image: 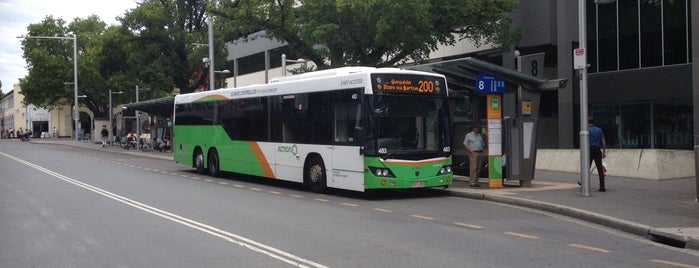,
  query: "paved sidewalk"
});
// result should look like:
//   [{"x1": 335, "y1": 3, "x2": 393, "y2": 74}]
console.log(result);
[{"x1": 28, "y1": 138, "x2": 699, "y2": 249}]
